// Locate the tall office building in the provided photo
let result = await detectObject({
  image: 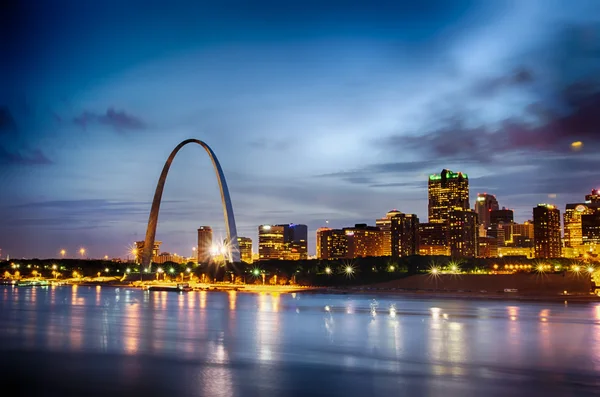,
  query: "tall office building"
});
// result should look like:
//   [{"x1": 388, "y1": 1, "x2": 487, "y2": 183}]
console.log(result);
[
  {"x1": 533, "y1": 204, "x2": 561, "y2": 258},
  {"x1": 237, "y1": 237, "x2": 253, "y2": 263},
  {"x1": 376, "y1": 210, "x2": 402, "y2": 256},
  {"x1": 428, "y1": 169, "x2": 470, "y2": 224},
  {"x1": 258, "y1": 225, "x2": 285, "y2": 260},
  {"x1": 510, "y1": 221, "x2": 535, "y2": 247},
  {"x1": 582, "y1": 212, "x2": 600, "y2": 245},
  {"x1": 474, "y1": 193, "x2": 499, "y2": 228},
  {"x1": 448, "y1": 209, "x2": 478, "y2": 258},
  {"x1": 390, "y1": 213, "x2": 419, "y2": 258},
  {"x1": 418, "y1": 223, "x2": 449, "y2": 256},
  {"x1": 316, "y1": 228, "x2": 348, "y2": 259},
  {"x1": 286, "y1": 224, "x2": 308, "y2": 260},
  {"x1": 197, "y1": 226, "x2": 213, "y2": 263},
  {"x1": 343, "y1": 224, "x2": 384, "y2": 258},
  {"x1": 564, "y1": 203, "x2": 597, "y2": 247}
]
